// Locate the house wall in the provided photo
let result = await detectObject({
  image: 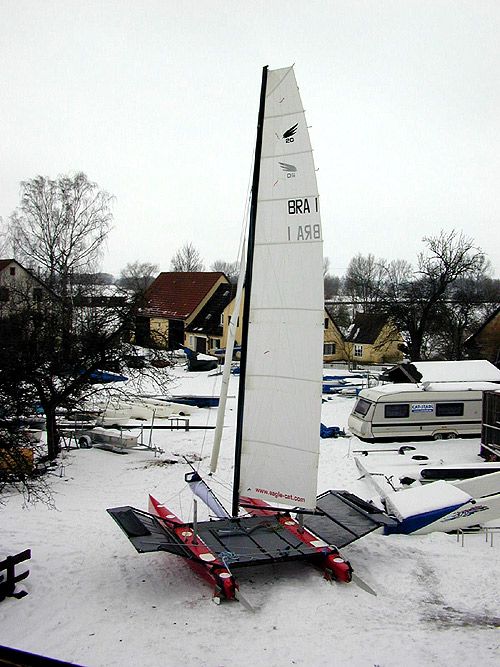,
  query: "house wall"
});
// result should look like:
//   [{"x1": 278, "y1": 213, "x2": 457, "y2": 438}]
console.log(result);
[
  {"x1": 0, "y1": 261, "x2": 48, "y2": 314},
  {"x1": 214, "y1": 293, "x2": 245, "y2": 352},
  {"x1": 149, "y1": 317, "x2": 169, "y2": 347},
  {"x1": 372, "y1": 323, "x2": 404, "y2": 364},
  {"x1": 344, "y1": 322, "x2": 404, "y2": 365},
  {"x1": 474, "y1": 314, "x2": 500, "y2": 365},
  {"x1": 323, "y1": 312, "x2": 344, "y2": 362}
]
